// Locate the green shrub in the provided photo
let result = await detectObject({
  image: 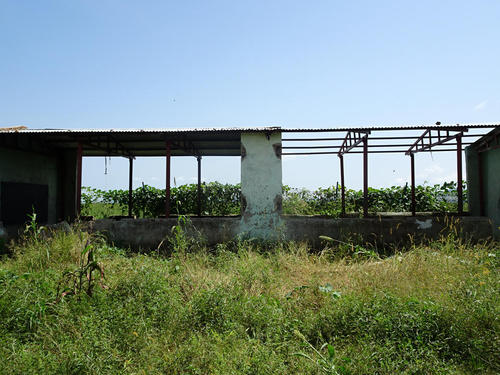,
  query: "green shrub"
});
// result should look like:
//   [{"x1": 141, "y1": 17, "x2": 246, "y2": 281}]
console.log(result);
[{"x1": 82, "y1": 181, "x2": 467, "y2": 218}]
